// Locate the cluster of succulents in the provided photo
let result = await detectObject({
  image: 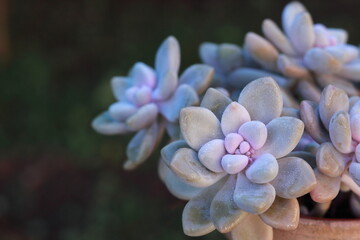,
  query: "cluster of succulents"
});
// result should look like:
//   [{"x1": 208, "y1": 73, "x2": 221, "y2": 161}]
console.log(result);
[{"x1": 93, "y1": 1, "x2": 360, "y2": 239}]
